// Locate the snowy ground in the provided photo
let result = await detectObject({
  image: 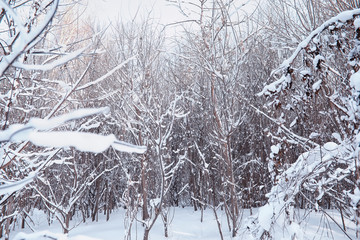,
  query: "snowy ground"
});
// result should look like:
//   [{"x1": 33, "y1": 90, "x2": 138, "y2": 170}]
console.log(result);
[
  {"x1": 9, "y1": 207, "x2": 356, "y2": 240},
  {"x1": 10, "y1": 207, "x2": 239, "y2": 240}
]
